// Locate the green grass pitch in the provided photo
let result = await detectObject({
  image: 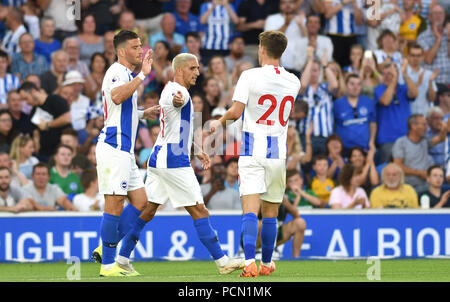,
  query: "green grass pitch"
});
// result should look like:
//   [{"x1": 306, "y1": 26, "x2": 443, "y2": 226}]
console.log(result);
[{"x1": 1, "y1": 259, "x2": 450, "y2": 282}]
